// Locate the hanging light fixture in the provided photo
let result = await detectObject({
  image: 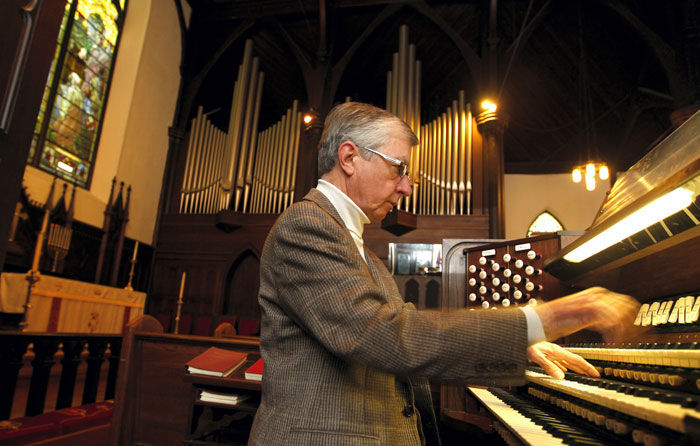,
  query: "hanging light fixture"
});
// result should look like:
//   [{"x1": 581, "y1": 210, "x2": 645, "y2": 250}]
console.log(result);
[
  {"x1": 571, "y1": 4, "x2": 609, "y2": 191},
  {"x1": 571, "y1": 161, "x2": 608, "y2": 190}
]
